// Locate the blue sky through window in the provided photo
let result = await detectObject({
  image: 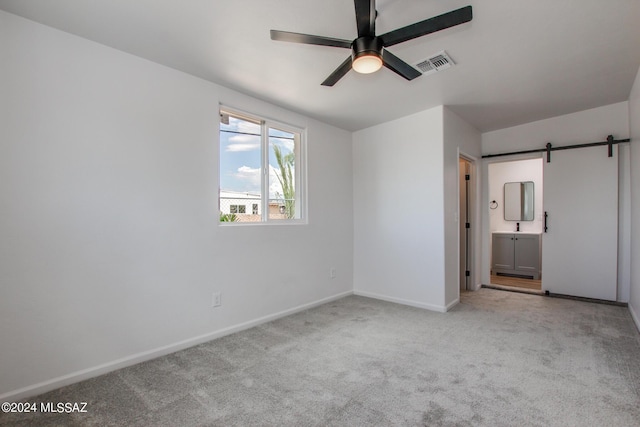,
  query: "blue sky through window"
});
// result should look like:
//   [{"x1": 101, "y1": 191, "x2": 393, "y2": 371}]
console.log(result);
[
  {"x1": 220, "y1": 116, "x2": 261, "y2": 195},
  {"x1": 220, "y1": 115, "x2": 296, "y2": 199}
]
